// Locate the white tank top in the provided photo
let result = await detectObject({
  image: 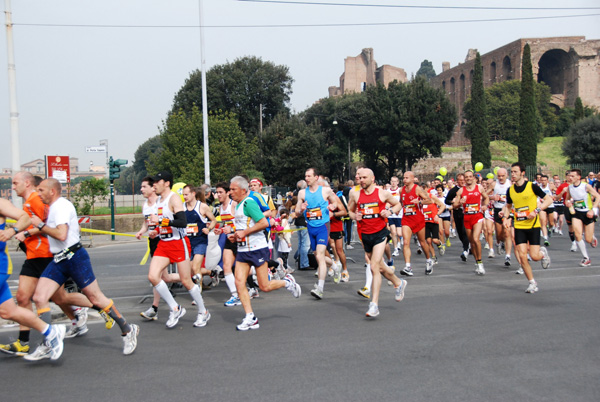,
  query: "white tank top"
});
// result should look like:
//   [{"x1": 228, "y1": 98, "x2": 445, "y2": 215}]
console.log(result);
[
  {"x1": 156, "y1": 192, "x2": 184, "y2": 241},
  {"x1": 234, "y1": 197, "x2": 268, "y2": 252},
  {"x1": 143, "y1": 199, "x2": 158, "y2": 232},
  {"x1": 493, "y1": 180, "x2": 511, "y2": 209},
  {"x1": 569, "y1": 182, "x2": 590, "y2": 212},
  {"x1": 389, "y1": 187, "x2": 401, "y2": 218}
]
